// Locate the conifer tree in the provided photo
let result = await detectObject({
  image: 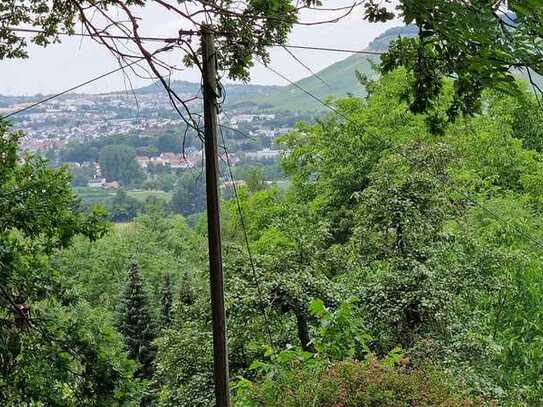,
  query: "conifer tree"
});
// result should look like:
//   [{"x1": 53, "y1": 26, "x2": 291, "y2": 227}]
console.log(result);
[
  {"x1": 178, "y1": 272, "x2": 195, "y2": 307},
  {"x1": 117, "y1": 262, "x2": 156, "y2": 379},
  {"x1": 173, "y1": 273, "x2": 196, "y2": 326},
  {"x1": 159, "y1": 273, "x2": 173, "y2": 330}
]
